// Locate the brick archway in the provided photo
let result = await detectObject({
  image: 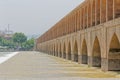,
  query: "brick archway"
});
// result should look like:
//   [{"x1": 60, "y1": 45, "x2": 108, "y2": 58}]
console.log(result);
[
  {"x1": 109, "y1": 33, "x2": 120, "y2": 53},
  {"x1": 56, "y1": 44, "x2": 58, "y2": 56},
  {"x1": 67, "y1": 42, "x2": 71, "y2": 60},
  {"x1": 73, "y1": 40, "x2": 78, "y2": 62},
  {"x1": 108, "y1": 33, "x2": 120, "y2": 70},
  {"x1": 59, "y1": 43, "x2": 62, "y2": 57},
  {"x1": 81, "y1": 39, "x2": 88, "y2": 64},
  {"x1": 63, "y1": 43, "x2": 66, "y2": 59},
  {"x1": 53, "y1": 44, "x2": 56, "y2": 56},
  {"x1": 92, "y1": 36, "x2": 101, "y2": 67}
]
